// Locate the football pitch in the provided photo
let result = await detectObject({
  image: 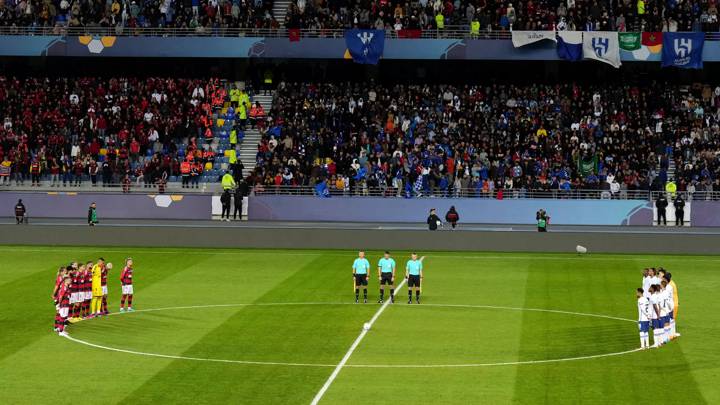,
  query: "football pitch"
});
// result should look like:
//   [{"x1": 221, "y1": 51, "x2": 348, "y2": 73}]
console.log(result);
[{"x1": 2, "y1": 246, "x2": 720, "y2": 404}]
